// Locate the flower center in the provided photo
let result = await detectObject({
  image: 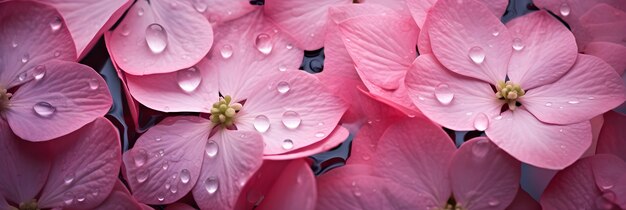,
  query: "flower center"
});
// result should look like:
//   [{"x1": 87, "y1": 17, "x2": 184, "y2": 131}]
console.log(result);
[
  {"x1": 18, "y1": 199, "x2": 39, "y2": 210},
  {"x1": 209, "y1": 95, "x2": 242, "y2": 127},
  {"x1": 0, "y1": 87, "x2": 12, "y2": 112},
  {"x1": 495, "y1": 81, "x2": 525, "y2": 111}
]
